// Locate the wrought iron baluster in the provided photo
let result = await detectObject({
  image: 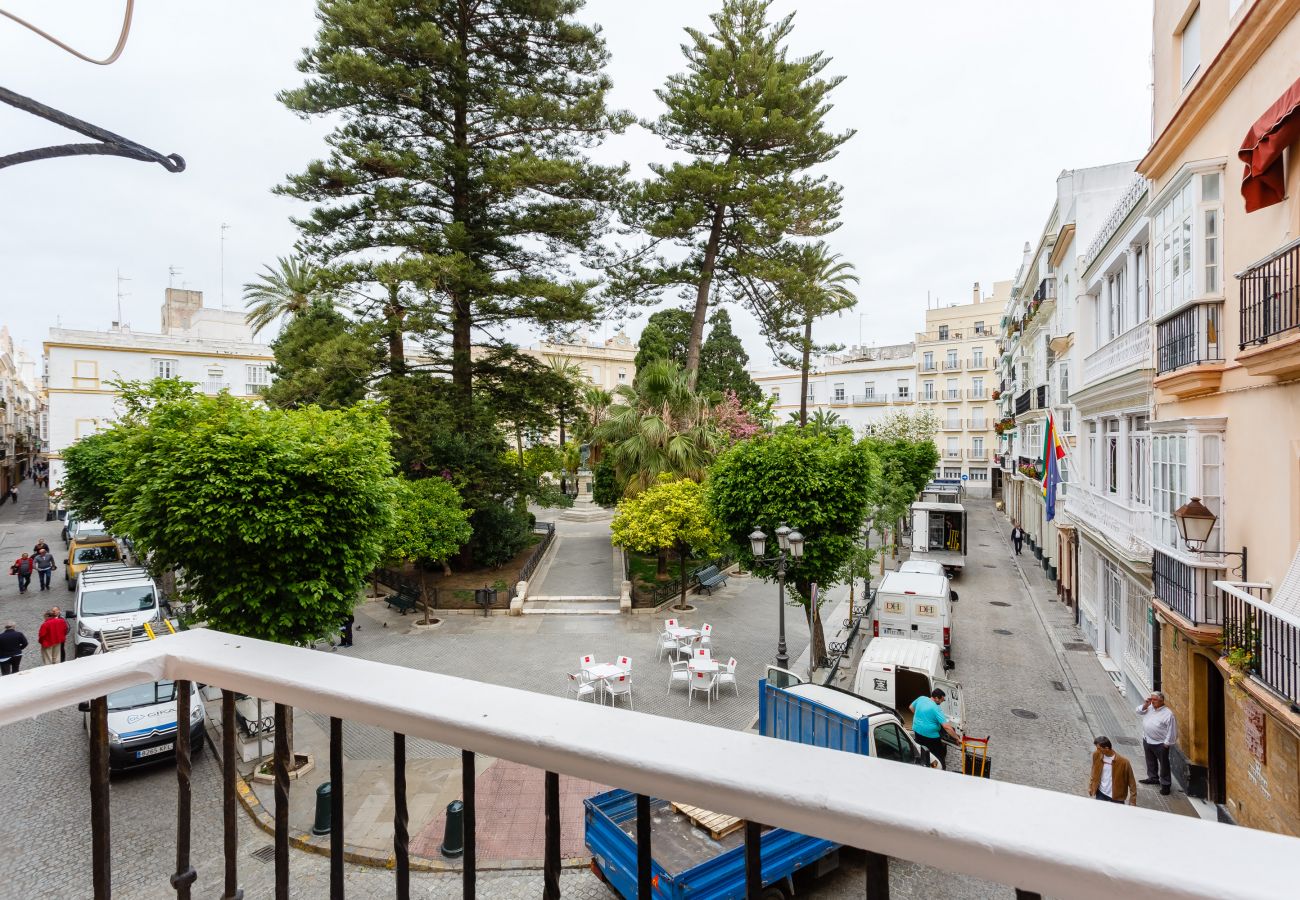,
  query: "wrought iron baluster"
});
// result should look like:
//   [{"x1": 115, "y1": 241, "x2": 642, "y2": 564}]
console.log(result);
[
  {"x1": 274, "y1": 704, "x2": 290, "y2": 900},
  {"x1": 221, "y1": 691, "x2": 244, "y2": 900},
  {"x1": 330, "y1": 717, "x2": 344, "y2": 900},
  {"x1": 90, "y1": 695, "x2": 111, "y2": 900},
  {"x1": 394, "y1": 733, "x2": 410, "y2": 900},
  {"x1": 462, "y1": 750, "x2": 476, "y2": 900},
  {"x1": 864, "y1": 850, "x2": 890, "y2": 898},
  {"x1": 744, "y1": 820, "x2": 762, "y2": 896},
  {"x1": 543, "y1": 771, "x2": 560, "y2": 900},
  {"x1": 635, "y1": 794, "x2": 652, "y2": 900},
  {"x1": 171, "y1": 679, "x2": 197, "y2": 899}
]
